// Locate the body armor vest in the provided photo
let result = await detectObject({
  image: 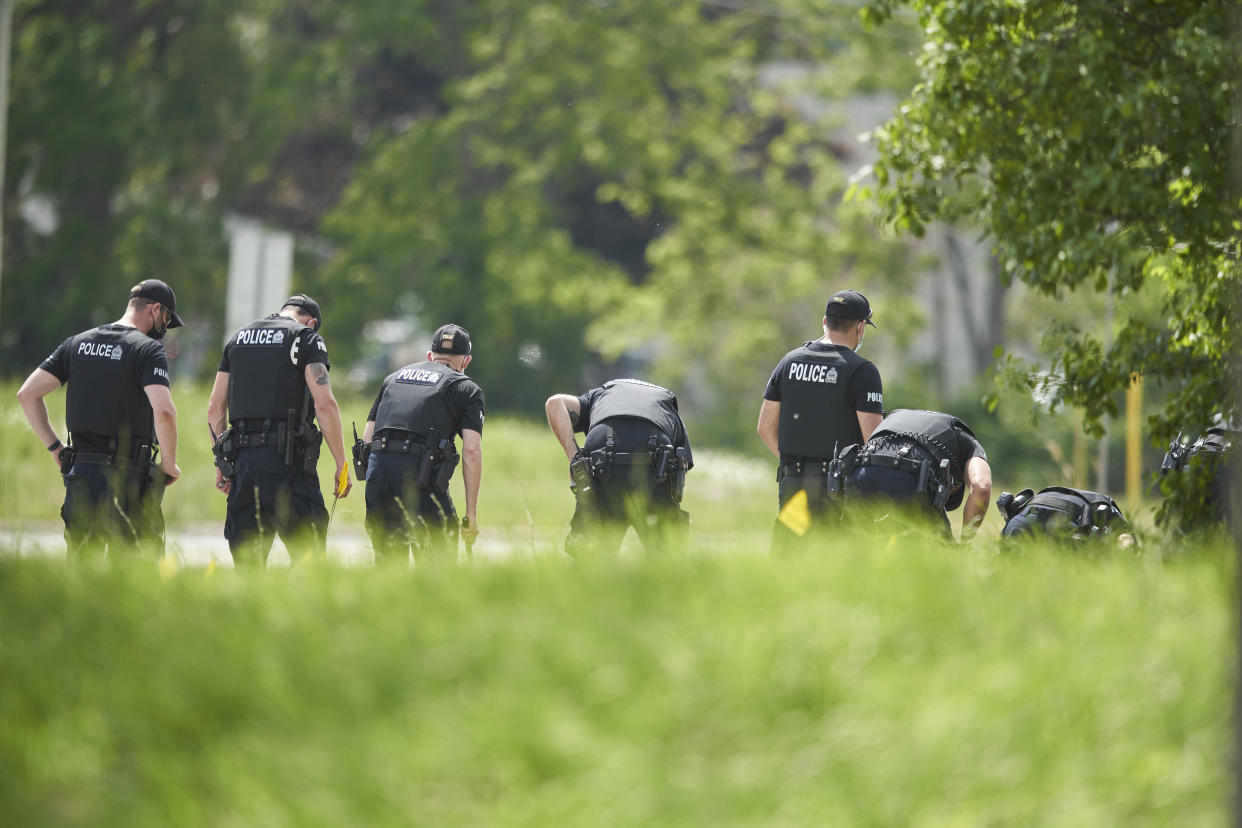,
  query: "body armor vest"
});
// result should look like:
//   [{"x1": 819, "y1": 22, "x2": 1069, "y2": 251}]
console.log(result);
[
  {"x1": 869, "y1": 409, "x2": 973, "y2": 479},
  {"x1": 1001, "y1": 486, "x2": 1128, "y2": 538},
  {"x1": 374, "y1": 361, "x2": 463, "y2": 438},
  {"x1": 777, "y1": 344, "x2": 862, "y2": 459},
  {"x1": 588, "y1": 379, "x2": 681, "y2": 442},
  {"x1": 227, "y1": 316, "x2": 313, "y2": 422},
  {"x1": 64, "y1": 325, "x2": 159, "y2": 442}
]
